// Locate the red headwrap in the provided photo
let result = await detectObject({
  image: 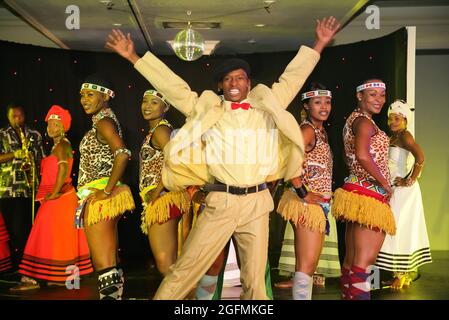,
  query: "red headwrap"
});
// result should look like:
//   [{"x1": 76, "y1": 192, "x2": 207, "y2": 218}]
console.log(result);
[{"x1": 45, "y1": 105, "x2": 72, "y2": 132}]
